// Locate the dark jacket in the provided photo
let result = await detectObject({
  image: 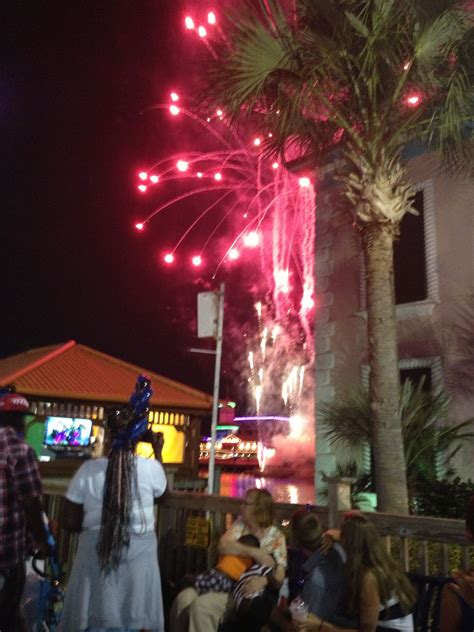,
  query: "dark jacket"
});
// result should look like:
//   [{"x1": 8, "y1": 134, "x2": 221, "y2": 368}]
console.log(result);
[{"x1": 302, "y1": 543, "x2": 358, "y2": 629}]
